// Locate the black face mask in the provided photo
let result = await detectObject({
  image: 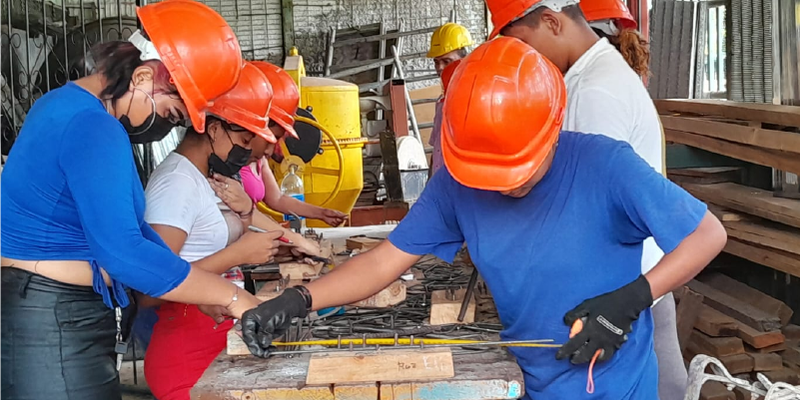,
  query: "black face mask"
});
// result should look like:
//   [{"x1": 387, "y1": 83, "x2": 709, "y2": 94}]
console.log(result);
[
  {"x1": 122, "y1": 113, "x2": 175, "y2": 144},
  {"x1": 208, "y1": 128, "x2": 252, "y2": 179},
  {"x1": 120, "y1": 84, "x2": 176, "y2": 144}
]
